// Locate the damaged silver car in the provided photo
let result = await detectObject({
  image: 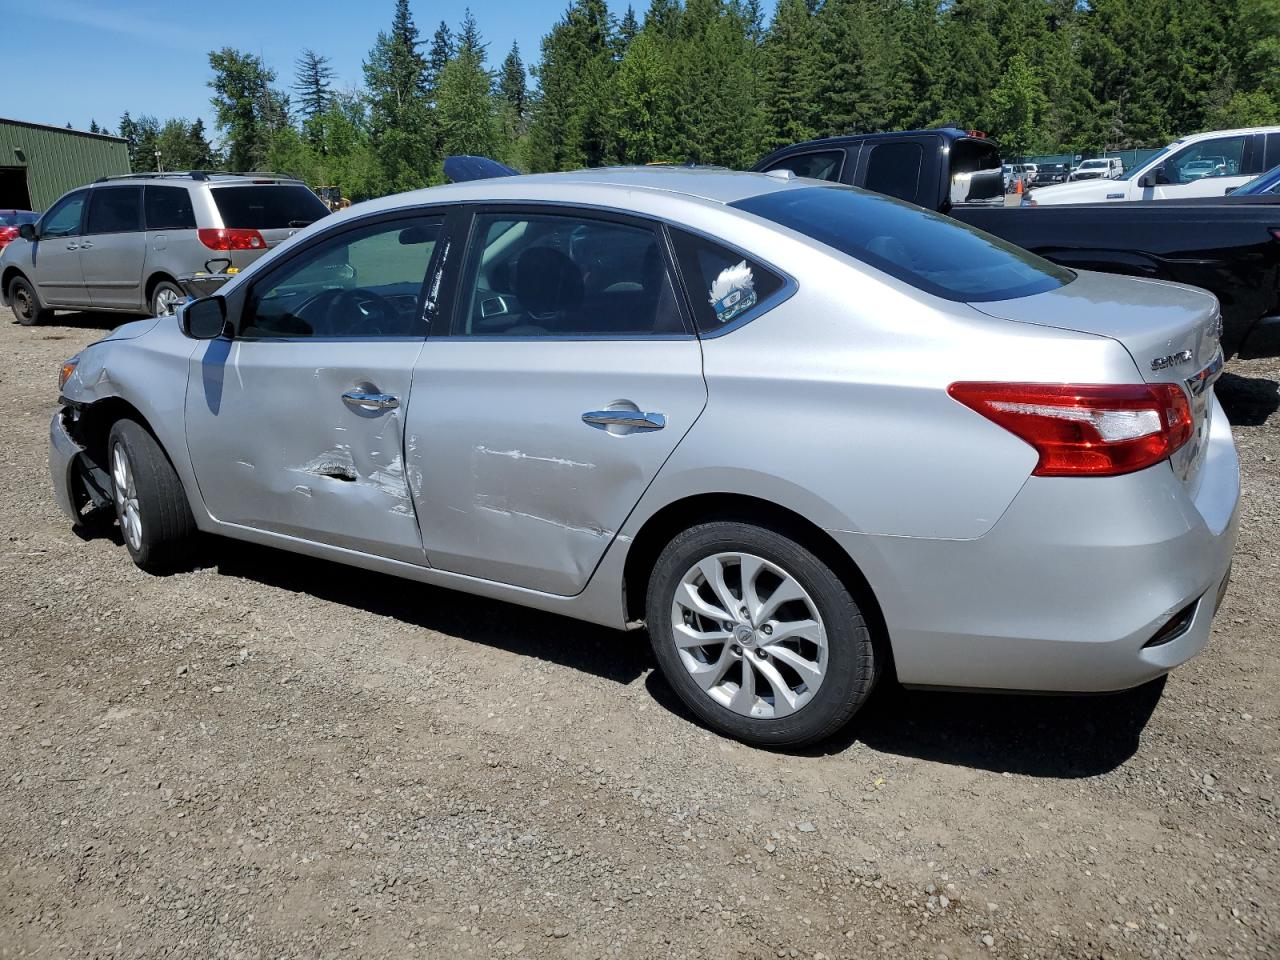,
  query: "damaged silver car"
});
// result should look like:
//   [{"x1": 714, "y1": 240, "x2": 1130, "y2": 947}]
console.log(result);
[{"x1": 50, "y1": 167, "x2": 1239, "y2": 747}]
